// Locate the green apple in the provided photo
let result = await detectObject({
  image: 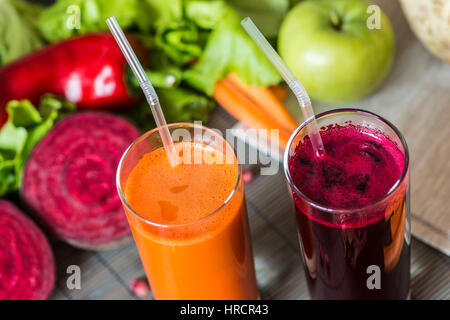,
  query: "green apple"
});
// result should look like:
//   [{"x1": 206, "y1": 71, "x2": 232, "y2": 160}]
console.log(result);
[{"x1": 278, "y1": 0, "x2": 395, "y2": 105}]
